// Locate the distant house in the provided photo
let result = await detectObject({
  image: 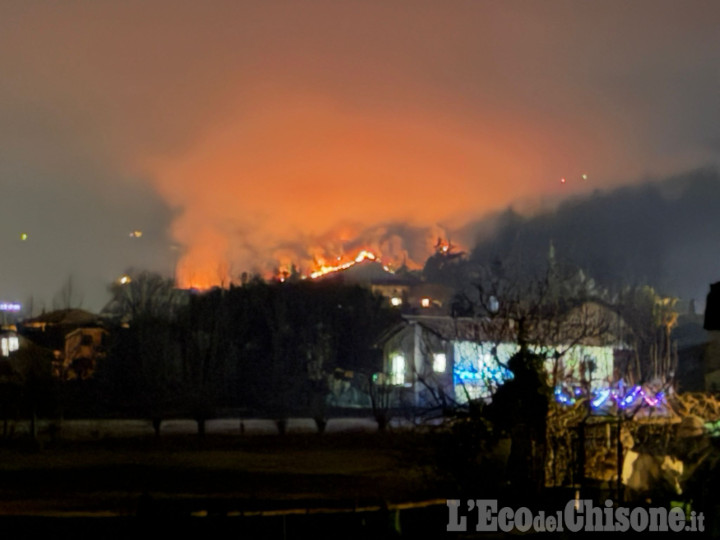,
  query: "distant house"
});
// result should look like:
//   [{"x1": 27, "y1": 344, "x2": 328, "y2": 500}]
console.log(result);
[
  {"x1": 316, "y1": 258, "x2": 419, "y2": 307},
  {"x1": 0, "y1": 328, "x2": 54, "y2": 392},
  {"x1": 62, "y1": 327, "x2": 109, "y2": 380},
  {"x1": 313, "y1": 257, "x2": 458, "y2": 314},
  {"x1": 19, "y1": 309, "x2": 108, "y2": 379},
  {"x1": 377, "y1": 303, "x2": 627, "y2": 409}
]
